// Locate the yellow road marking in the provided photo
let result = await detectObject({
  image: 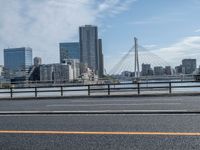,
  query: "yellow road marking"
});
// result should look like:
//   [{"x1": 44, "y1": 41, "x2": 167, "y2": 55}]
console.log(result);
[{"x1": 0, "y1": 130, "x2": 200, "y2": 136}]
